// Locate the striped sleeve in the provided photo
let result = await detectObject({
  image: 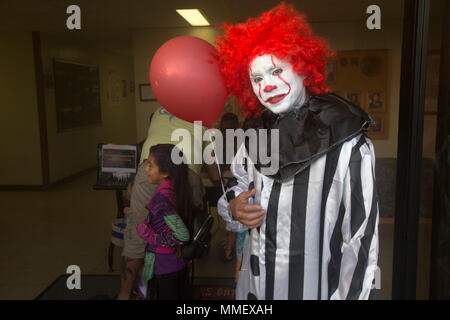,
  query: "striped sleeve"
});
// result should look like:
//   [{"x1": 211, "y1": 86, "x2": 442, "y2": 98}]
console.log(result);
[
  {"x1": 217, "y1": 144, "x2": 249, "y2": 233},
  {"x1": 330, "y1": 135, "x2": 379, "y2": 300}
]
